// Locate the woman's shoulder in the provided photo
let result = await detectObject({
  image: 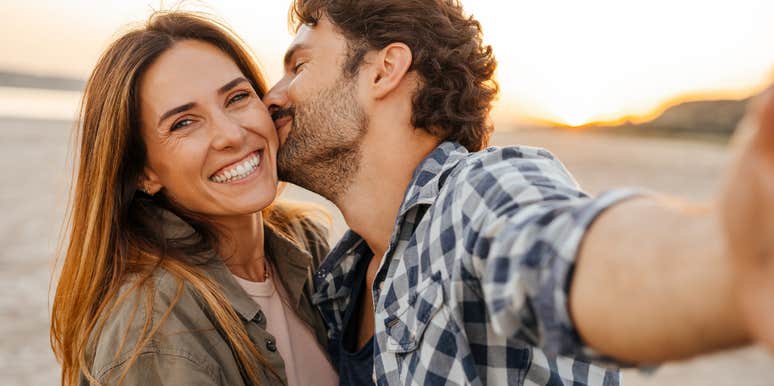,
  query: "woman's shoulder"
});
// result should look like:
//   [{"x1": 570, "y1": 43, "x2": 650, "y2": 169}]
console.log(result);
[
  {"x1": 88, "y1": 268, "x2": 222, "y2": 381},
  {"x1": 268, "y1": 201, "x2": 332, "y2": 268},
  {"x1": 296, "y1": 215, "x2": 331, "y2": 269}
]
